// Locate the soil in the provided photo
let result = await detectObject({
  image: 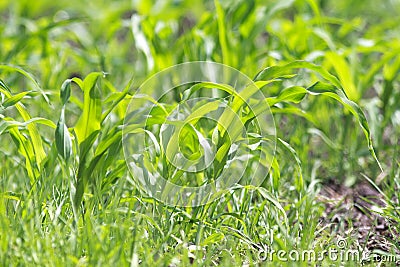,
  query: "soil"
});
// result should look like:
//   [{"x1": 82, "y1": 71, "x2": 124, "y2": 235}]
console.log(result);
[{"x1": 317, "y1": 180, "x2": 399, "y2": 257}]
